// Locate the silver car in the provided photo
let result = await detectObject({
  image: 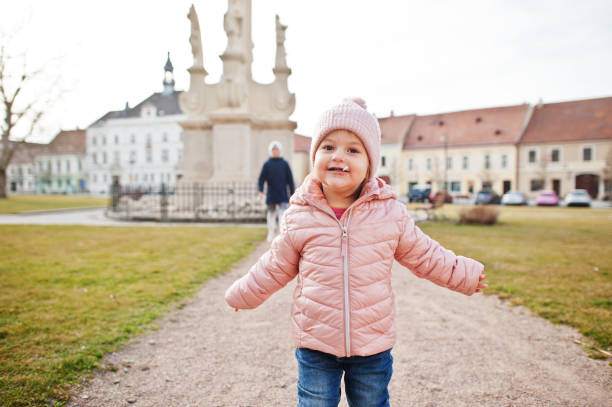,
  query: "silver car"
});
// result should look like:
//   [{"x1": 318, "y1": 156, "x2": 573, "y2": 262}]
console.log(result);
[
  {"x1": 563, "y1": 189, "x2": 591, "y2": 207},
  {"x1": 501, "y1": 191, "x2": 527, "y2": 205}
]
